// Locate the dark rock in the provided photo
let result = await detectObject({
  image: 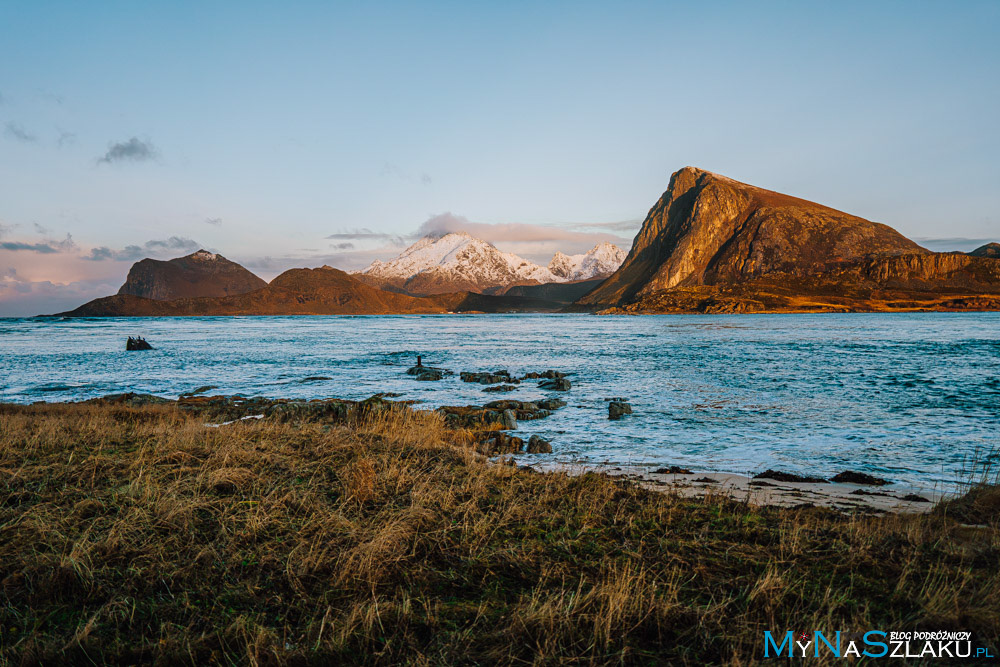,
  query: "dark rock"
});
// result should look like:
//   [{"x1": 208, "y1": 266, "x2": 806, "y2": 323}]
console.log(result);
[
  {"x1": 461, "y1": 370, "x2": 517, "y2": 385},
  {"x1": 831, "y1": 471, "x2": 892, "y2": 486},
  {"x1": 653, "y1": 466, "x2": 691, "y2": 474},
  {"x1": 476, "y1": 431, "x2": 524, "y2": 456},
  {"x1": 608, "y1": 399, "x2": 632, "y2": 420},
  {"x1": 901, "y1": 494, "x2": 931, "y2": 503},
  {"x1": 483, "y1": 384, "x2": 518, "y2": 393},
  {"x1": 407, "y1": 365, "x2": 450, "y2": 381},
  {"x1": 539, "y1": 378, "x2": 571, "y2": 391},
  {"x1": 537, "y1": 398, "x2": 567, "y2": 410},
  {"x1": 526, "y1": 435, "x2": 552, "y2": 454},
  {"x1": 749, "y1": 480, "x2": 776, "y2": 487},
  {"x1": 753, "y1": 469, "x2": 828, "y2": 484},
  {"x1": 484, "y1": 400, "x2": 522, "y2": 410},
  {"x1": 87, "y1": 392, "x2": 170, "y2": 406},
  {"x1": 180, "y1": 385, "x2": 217, "y2": 397},
  {"x1": 298, "y1": 376, "x2": 332, "y2": 383},
  {"x1": 500, "y1": 409, "x2": 517, "y2": 430},
  {"x1": 694, "y1": 477, "x2": 718, "y2": 483},
  {"x1": 850, "y1": 488, "x2": 892, "y2": 497},
  {"x1": 126, "y1": 336, "x2": 153, "y2": 351}
]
